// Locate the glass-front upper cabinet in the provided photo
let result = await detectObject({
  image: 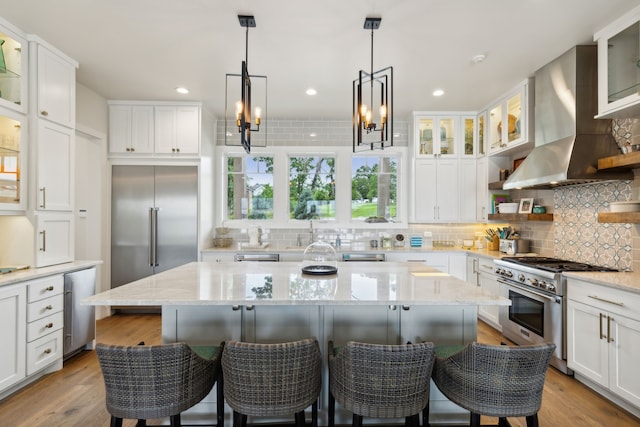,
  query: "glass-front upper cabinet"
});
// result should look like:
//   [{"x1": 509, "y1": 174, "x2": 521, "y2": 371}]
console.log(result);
[
  {"x1": 0, "y1": 19, "x2": 27, "y2": 113},
  {"x1": 487, "y1": 79, "x2": 534, "y2": 156},
  {"x1": 594, "y1": 5, "x2": 640, "y2": 118},
  {"x1": 0, "y1": 108, "x2": 25, "y2": 211},
  {"x1": 477, "y1": 111, "x2": 486, "y2": 156},
  {"x1": 413, "y1": 114, "x2": 458, "y2": 158},
  {"x1": 461, "y1": 116, "x2": 476, "y2": 157}
]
